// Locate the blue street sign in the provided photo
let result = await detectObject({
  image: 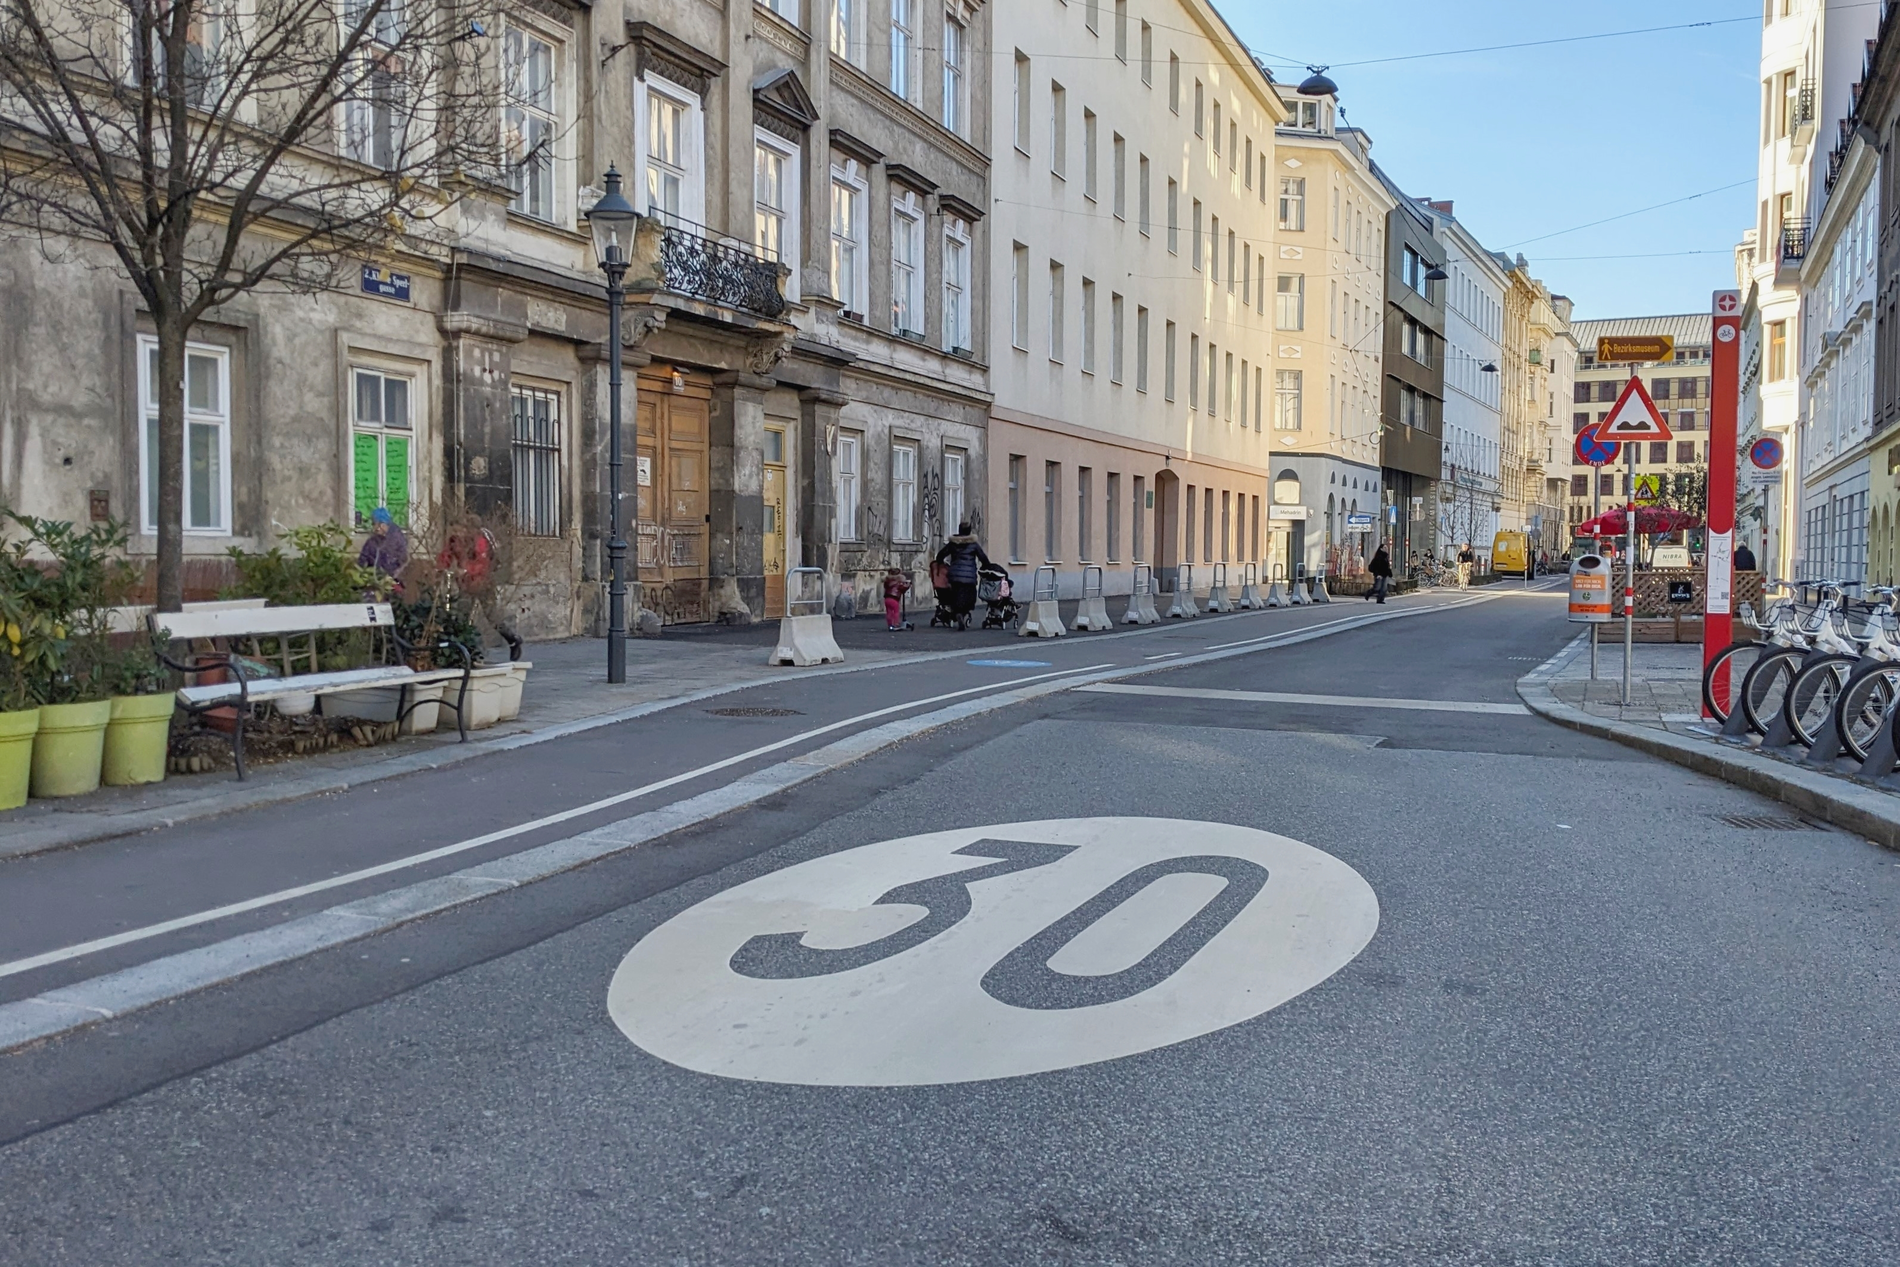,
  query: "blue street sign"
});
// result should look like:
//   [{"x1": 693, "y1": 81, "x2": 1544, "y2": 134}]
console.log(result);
[
  {"x1": 1749, "y1": 436, "x2": 1783, "y2": 470},
  {"x1": 1575, "y1": 422, "x2": 1620, "y2": 468},
  {"x1": 361, "y1": 265, "x2": 412, "y2": 302}
]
